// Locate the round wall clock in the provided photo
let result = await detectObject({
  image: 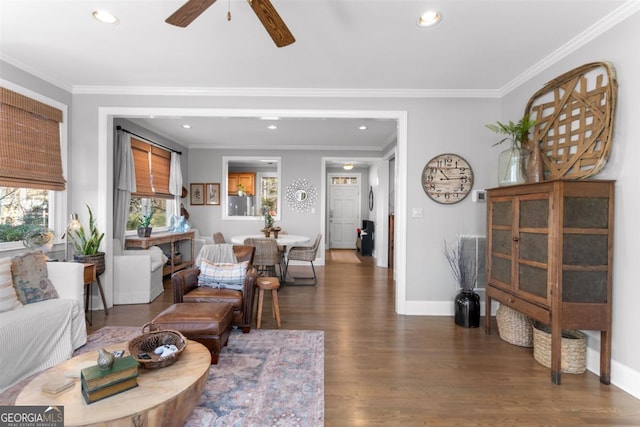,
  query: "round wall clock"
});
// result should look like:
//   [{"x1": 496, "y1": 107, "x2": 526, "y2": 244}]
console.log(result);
[{"x1": 421, "y1": 153, "x2": 474, "y2": 204}]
